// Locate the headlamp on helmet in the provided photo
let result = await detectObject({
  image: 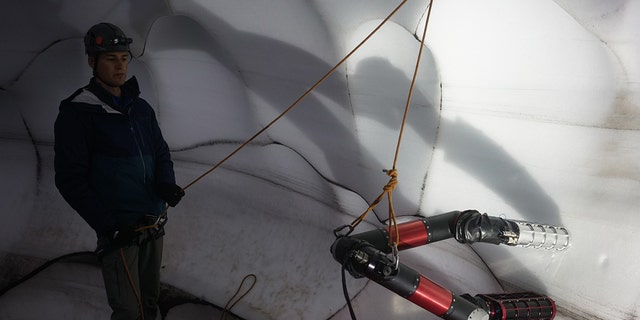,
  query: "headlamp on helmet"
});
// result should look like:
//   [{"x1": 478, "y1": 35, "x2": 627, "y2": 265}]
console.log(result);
[{"x1": 84, "y1": 22, "x2": 133, "y2": 55}]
